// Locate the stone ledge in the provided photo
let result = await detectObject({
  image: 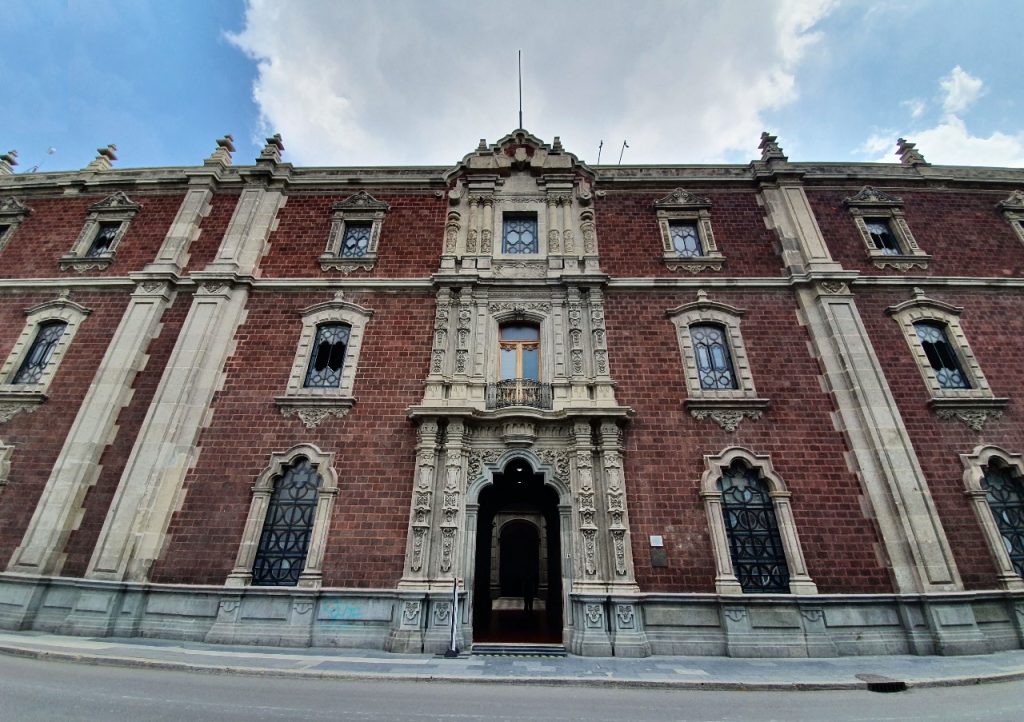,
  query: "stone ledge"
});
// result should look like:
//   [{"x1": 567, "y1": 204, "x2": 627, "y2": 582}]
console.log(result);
[
  {"x1": 275, "y1": 395, "x2": 356, "y2": 429},
  {"x1": 929, "y1": 397, "x2": 1009, "y2": 432},
  {"x1": 685, "y1": 397, "x2": 770, "y2": 431}
]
